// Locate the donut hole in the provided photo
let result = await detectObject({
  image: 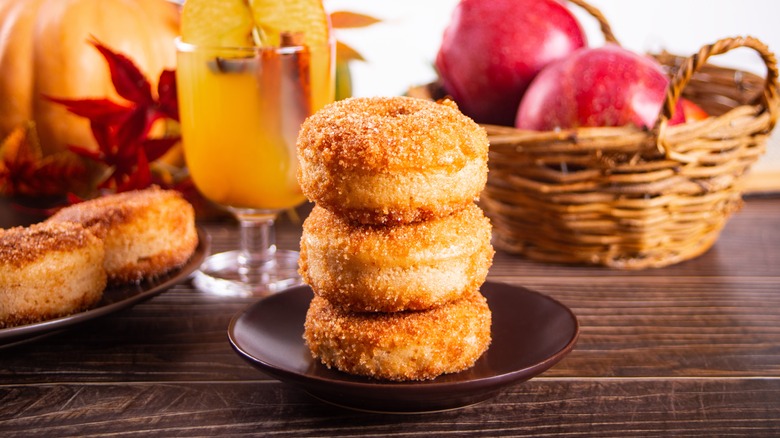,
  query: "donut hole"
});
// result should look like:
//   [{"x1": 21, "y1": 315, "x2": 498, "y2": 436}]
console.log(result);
[
  {"x1": 297, "y1": 96, "x2": 490, "y2": 223},
  {"x1": 384, "y1": 105, "x2": 414, "y2": 118}
]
